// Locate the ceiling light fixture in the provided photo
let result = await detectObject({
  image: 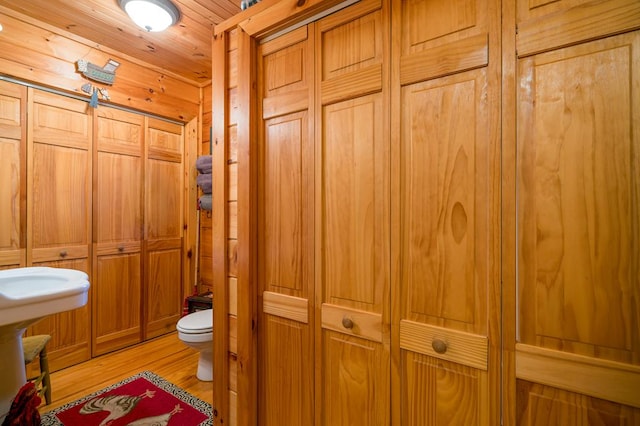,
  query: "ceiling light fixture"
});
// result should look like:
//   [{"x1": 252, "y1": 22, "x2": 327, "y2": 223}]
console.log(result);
[{"x1": 118, "y1": 0, "x2": 180, "y2": 32}]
